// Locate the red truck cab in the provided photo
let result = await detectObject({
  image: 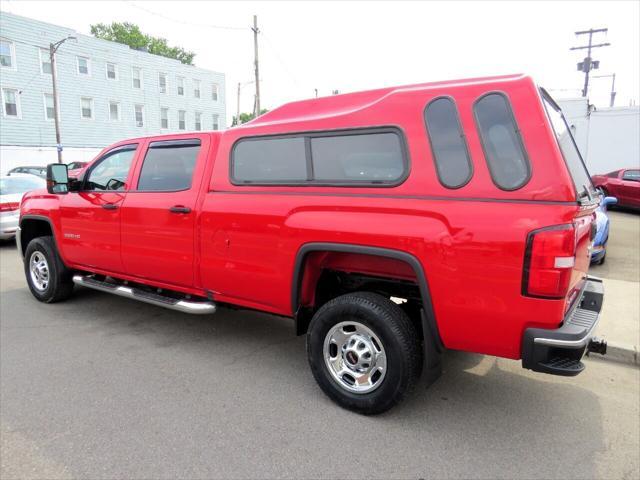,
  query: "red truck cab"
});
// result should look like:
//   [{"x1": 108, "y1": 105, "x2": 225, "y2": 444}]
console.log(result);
[{"x1": 18, "y1": 74, "x2": 606, "y2": 414}]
